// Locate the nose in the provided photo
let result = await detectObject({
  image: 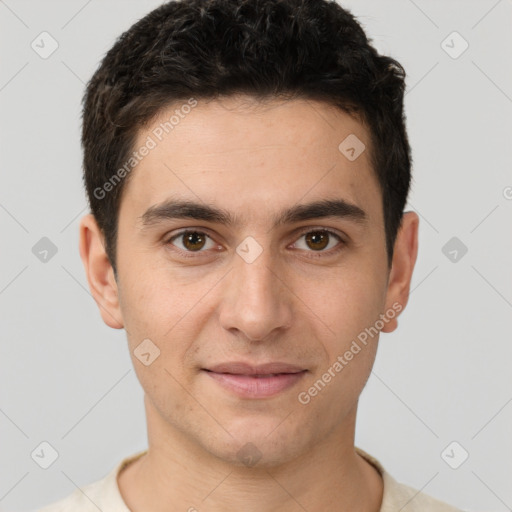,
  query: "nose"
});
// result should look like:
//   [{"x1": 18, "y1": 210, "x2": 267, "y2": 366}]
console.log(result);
[{"x1": 218, "y1": 244, "x2": 293, "y2": 342}]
